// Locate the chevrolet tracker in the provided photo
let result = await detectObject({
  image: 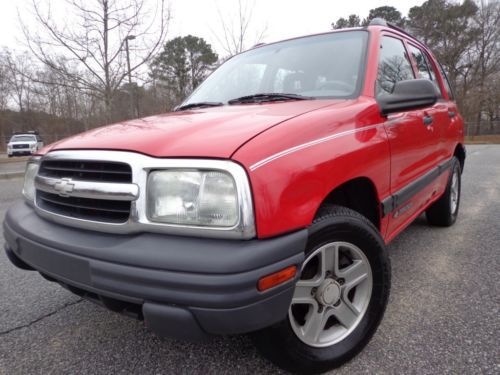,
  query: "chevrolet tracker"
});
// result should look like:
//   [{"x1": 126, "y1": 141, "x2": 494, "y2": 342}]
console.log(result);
[{"x1": 4, "y1": 19, "x2": 465, "y2": 374}]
